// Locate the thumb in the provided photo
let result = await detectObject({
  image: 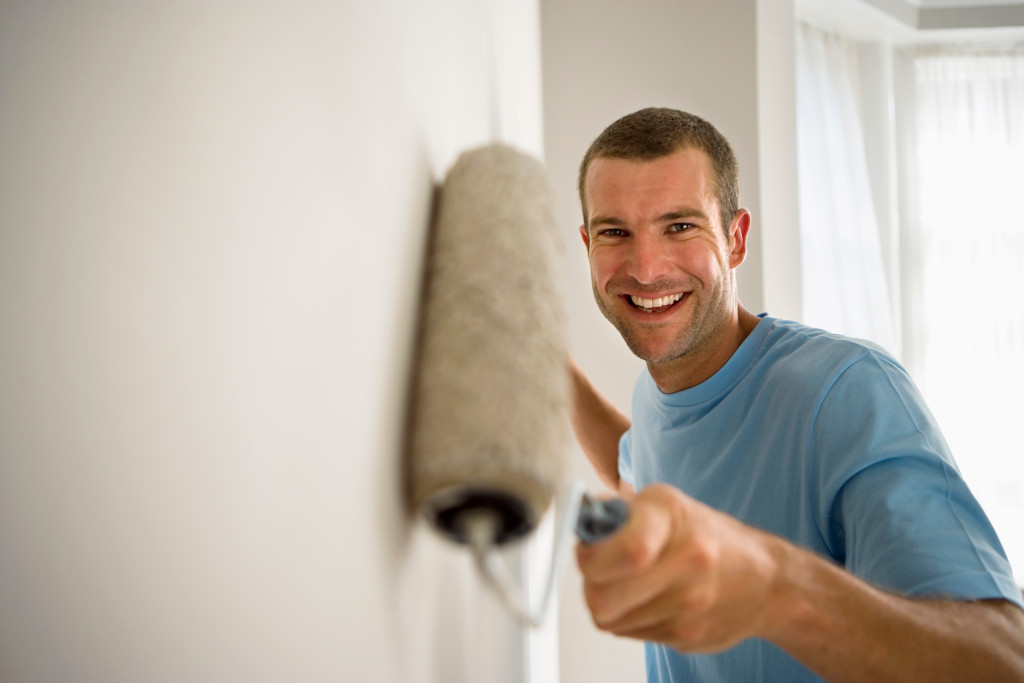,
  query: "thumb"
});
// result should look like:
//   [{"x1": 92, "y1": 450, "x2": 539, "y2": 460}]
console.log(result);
[{"x1": 577, "y1": 484, "x2": 680, "y2": 583}]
